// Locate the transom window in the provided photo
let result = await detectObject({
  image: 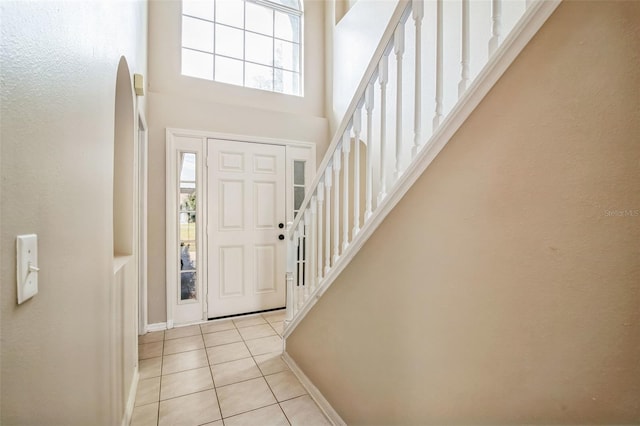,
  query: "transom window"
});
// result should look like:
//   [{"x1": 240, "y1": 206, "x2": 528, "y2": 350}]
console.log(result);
[{"x1": 182, "y1": 0, "x2": 302, "y2": 96}]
